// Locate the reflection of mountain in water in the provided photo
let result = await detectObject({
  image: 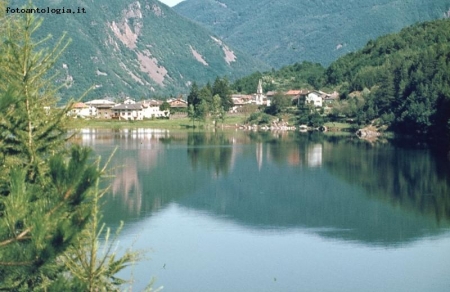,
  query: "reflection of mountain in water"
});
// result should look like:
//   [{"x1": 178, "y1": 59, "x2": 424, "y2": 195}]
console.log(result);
[
  {"x1": 78, "y1": 130, "x2": 450, "y2": 246},
  {"x1": 178, "y1": 133, "x2": 450, "y2": 247}
]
